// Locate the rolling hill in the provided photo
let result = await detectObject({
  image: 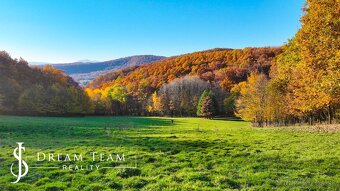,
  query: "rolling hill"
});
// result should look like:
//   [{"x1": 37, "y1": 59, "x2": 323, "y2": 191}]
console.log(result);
[
  {"x1": 88, "y1": 47, "x2": 282, "y2": 91},
  {"x1": 39, "y1": 55, "x2": 165, "y2": 85},
  {"x1": 85, "y1": 47, "x2": 282, "y2": 115}
]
